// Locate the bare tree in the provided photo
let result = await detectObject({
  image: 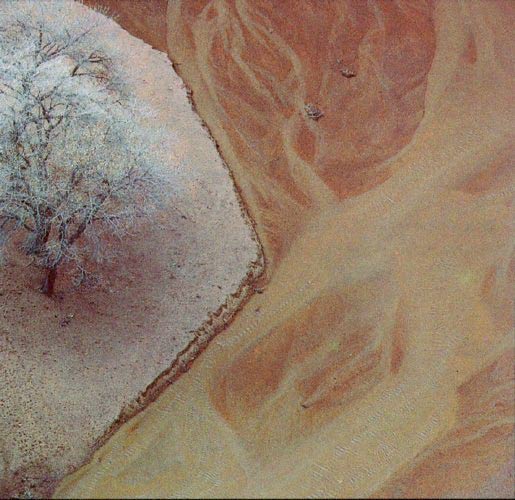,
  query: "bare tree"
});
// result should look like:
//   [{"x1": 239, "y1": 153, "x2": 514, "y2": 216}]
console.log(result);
[{"x1": 0, "y1": 1, "x2": 168, "y2": 296}]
